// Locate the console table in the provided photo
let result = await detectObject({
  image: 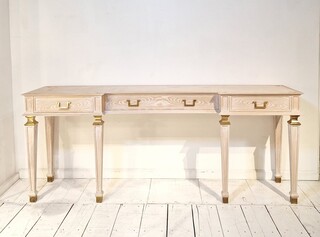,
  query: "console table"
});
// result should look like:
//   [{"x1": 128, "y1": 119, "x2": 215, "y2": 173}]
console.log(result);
[{"x1": 23, "y1": 85, "x2": 302, "y2": 204}]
